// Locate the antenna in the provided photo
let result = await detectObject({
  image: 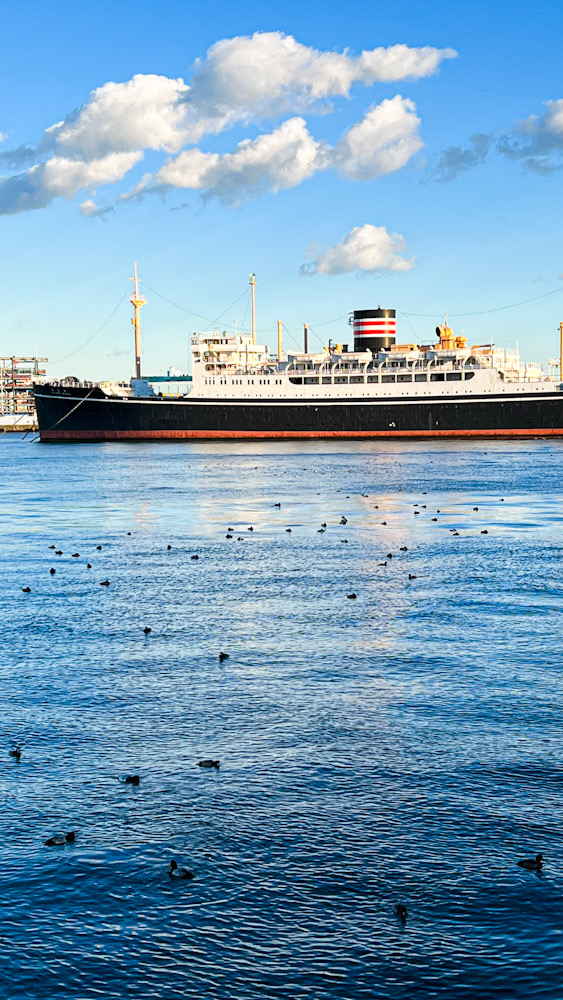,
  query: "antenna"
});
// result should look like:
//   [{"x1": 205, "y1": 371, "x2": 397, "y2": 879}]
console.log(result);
[
  {"x1": 130, "y1": 261, "x2": 147, "y2": 379},
  {"x1": 249, "y1": 273, "x2": 256, "y2": 345}
]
